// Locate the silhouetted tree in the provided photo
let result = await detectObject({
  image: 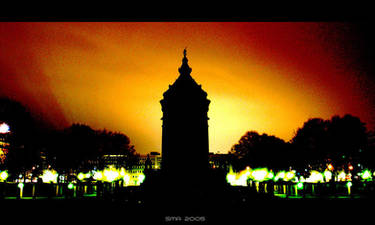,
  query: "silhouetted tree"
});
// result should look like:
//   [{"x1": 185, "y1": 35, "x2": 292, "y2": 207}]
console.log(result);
[
  {"x1": 229, "y1": 114, "x2": 369, "y2": 173},
  {"x1": 327, "y1": 115, "x2": 367, "y2": 158},
  {"x1": 291, "y1": 118, "x2": 329, "y2": 169},
  {"x1": 0, "y1": 98, "x2": 139, "y2": 177},
  {"x1": 291, "y1": 114, "x2": 368, "y2": 170},
  {"x1": 46, "y1": 123, "x2": 98, "y2": 173},
  {"x1": 0, "y1": 98, "x2": 41, "y2": 178},
  {"x1": 229, "y1": 131, "x2": 290, "y2": 171},
  {"x1": 46, "y1": 124, "x2": 138, "y2": 173},
  {"x1": 95, "y1": 129, "x2": 137, "y2": 169},
  {"x1": 363, "y1": 130, "x2": 375, "y2": 169},
  {"x1": 96, "y1": 129, "x2": 135, "y2": 156}
]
